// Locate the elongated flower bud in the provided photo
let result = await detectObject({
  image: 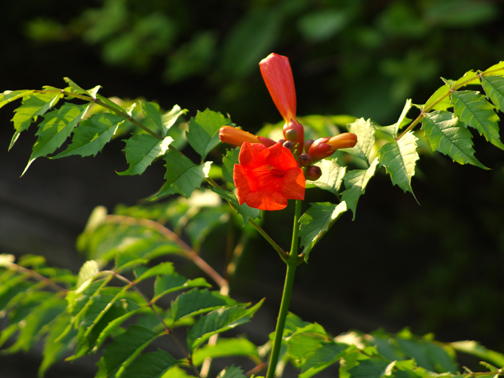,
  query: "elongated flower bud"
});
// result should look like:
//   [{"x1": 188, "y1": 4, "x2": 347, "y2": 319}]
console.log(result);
[
  {"x1": 219, "y1": 126, "x2": 276, "y2": 147},
  {"x1": 259, "y1": 53, "x2": 297, "y2": 123},
  {"x1": 308, "y1": 133, "x2": 357, "y2": 161}
]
